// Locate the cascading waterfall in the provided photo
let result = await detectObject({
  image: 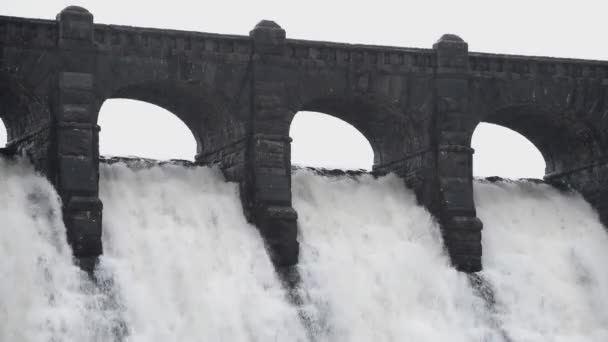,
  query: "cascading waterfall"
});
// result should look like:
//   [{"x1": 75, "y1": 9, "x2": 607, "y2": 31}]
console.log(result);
[
  {"x1": 98, "y1": 162, "x2": 307, "y2": 342},
  {"x1": 2, "y1": 158, "x2": 608, "y2": 341},
  {"x1": 292, "y1": 171, "x2": 503, "y2": 341},
  {"x1": 0, "y1": 159, "x2": 119, "y2": 342},
  {"x1": 476, "y1": 180, "x2": 608, "y2": 342}
]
